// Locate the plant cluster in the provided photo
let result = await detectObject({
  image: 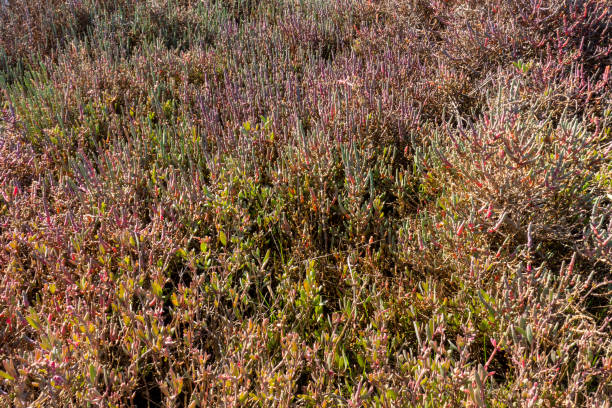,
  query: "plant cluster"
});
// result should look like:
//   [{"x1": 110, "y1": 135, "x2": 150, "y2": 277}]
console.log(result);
[{"x1": 0, "y1": 0, "x2": 610, "y2": 406}]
